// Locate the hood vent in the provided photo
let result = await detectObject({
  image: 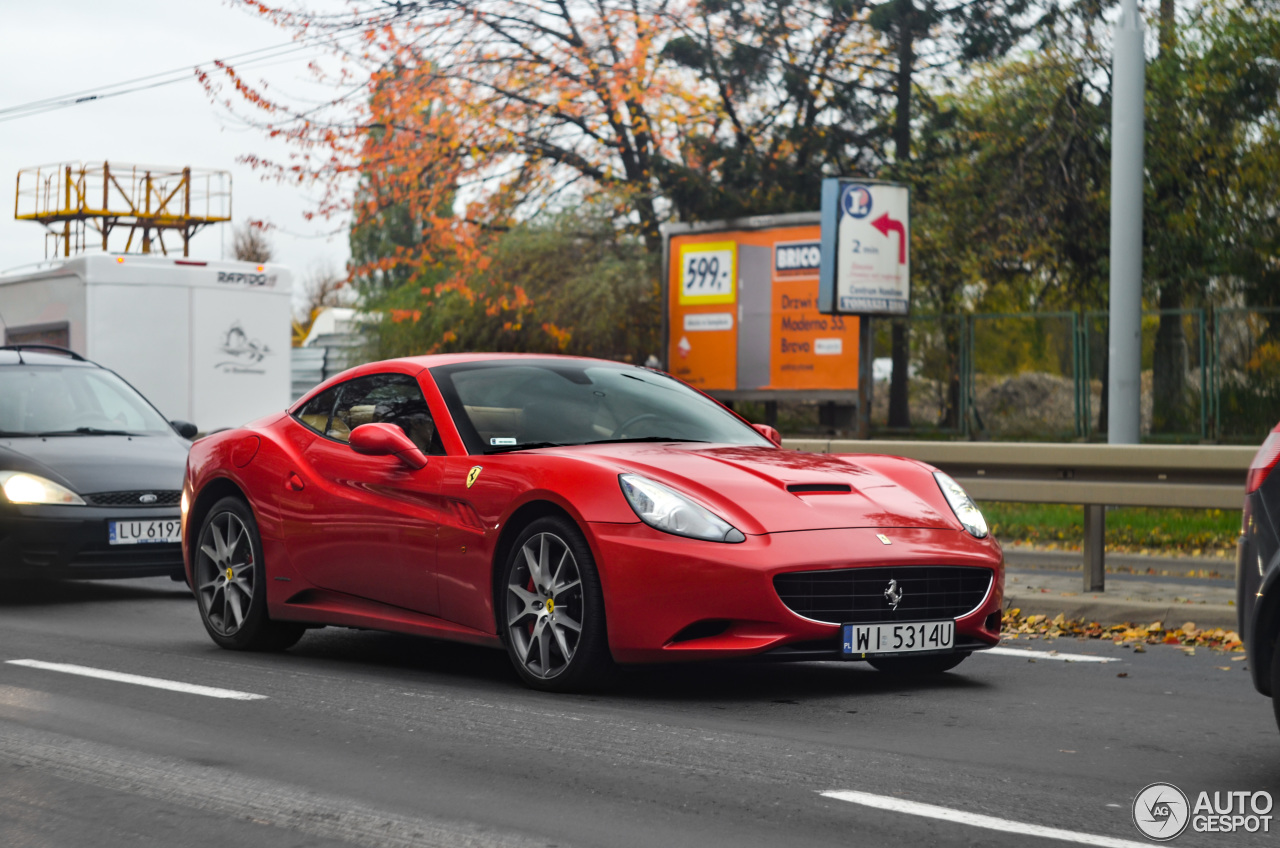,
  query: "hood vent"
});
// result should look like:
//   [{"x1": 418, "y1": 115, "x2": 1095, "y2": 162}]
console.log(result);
[{"x1": 786, "y1": 483, "x2": 852, "y2": 494}]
